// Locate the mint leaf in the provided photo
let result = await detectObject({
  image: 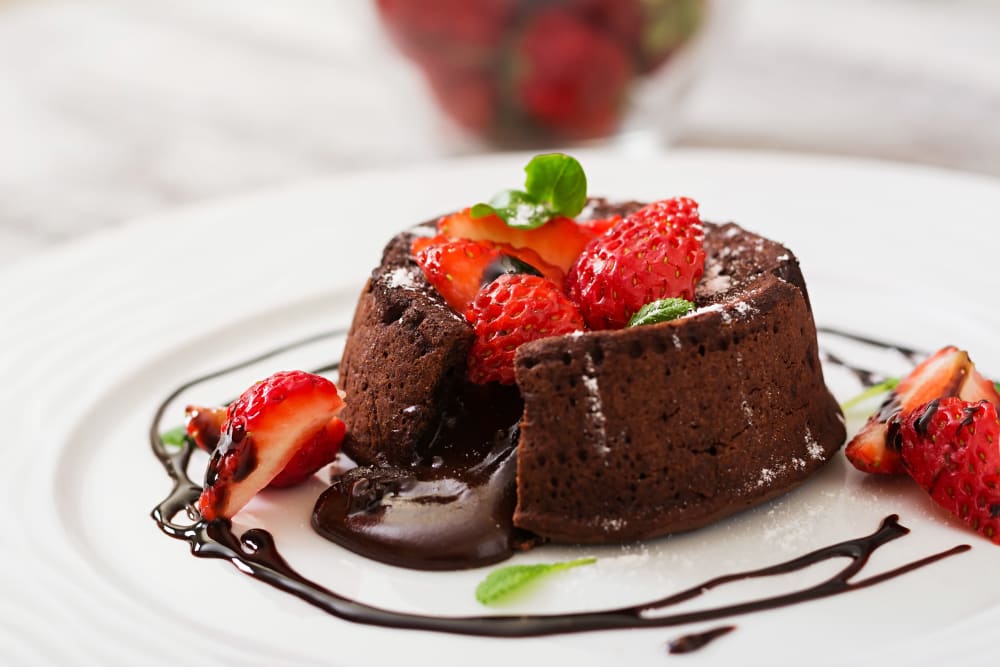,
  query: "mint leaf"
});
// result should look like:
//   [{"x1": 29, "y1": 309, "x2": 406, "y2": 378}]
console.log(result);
[
  {"x1": 475, "y1": 557, "x2": 596, "y2": 605},
  {"x1": 470, "y1": 203, "x2": 497, "y2": 219},
  {"x1": 474, "y1": 189, "x2": 551, "y2": 230},
  {"x1": 161, "y1": 425, "x2": 188, "y2": 447},
  {"x1": 628, "y1": 298, "x2": 695, "y2": 327},
  {"x1": 523, "y1": 153, "x2": 587, "y2": 218},
  {"x1": 995, "y1": 381, "x2": 1000, "y2": 395},
  {"x1": 840, "y1": 377, "x2": 900, "y2": 411}
]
